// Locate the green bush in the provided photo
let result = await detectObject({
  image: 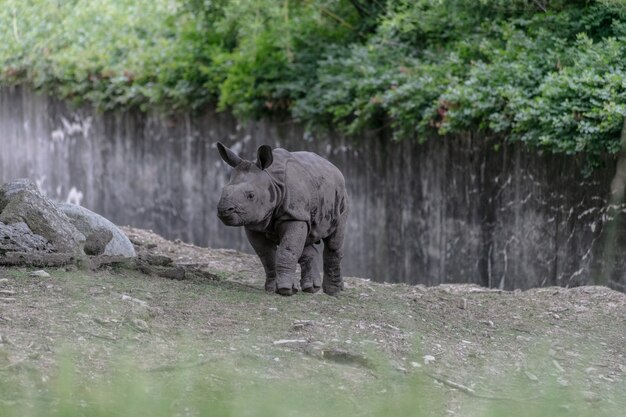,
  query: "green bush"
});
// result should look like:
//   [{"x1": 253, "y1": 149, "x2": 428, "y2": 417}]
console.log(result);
[{"x1": 1, "y1": 0, "x2": 626, "y2": 160}]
